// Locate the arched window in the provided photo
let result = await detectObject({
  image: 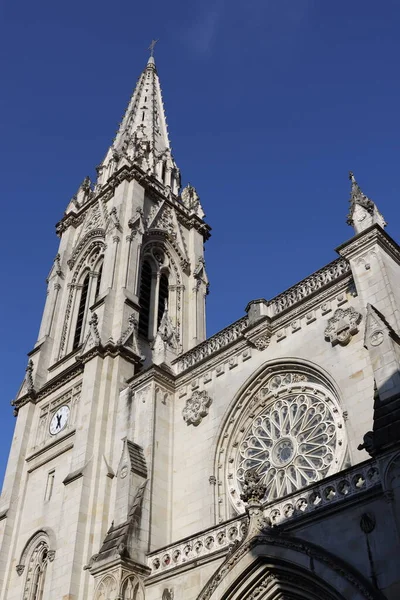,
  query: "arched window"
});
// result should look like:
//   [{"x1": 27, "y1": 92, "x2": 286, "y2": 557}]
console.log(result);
[
  {"x1": 161, "y1": 161, "x2": 167, "y2": 184},
  {"x1": 73, "y1": 273, "x2": 90, "y2": 349},
  {"x1": 95, "y1": 262, "x2": 103, "y2": 300},
  {"x1": 95, "y1": 575, "x2": 117, "y2": 600},
  {"x1": 157, "y1": 273, "x2": 169, "y2": 328},
  {"x1": 121, "y1": 576, "x2": 143, "y2": 600},
  {"x1": 138, "y1": 261, "x2": 152, "y2": 338},
  {"x1": 23, "y1": 540, "x2": 49, "y2": 600}
]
